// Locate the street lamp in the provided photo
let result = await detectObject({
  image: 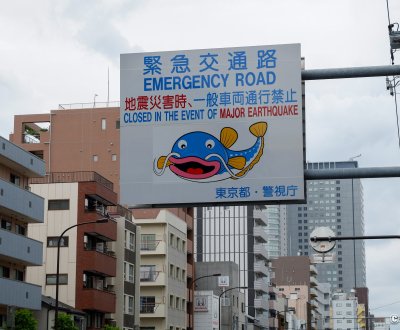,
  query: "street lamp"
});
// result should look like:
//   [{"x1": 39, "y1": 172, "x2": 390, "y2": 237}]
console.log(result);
[
  {"x1": 189, "y1": 273, "x2": 221, "y2": 330},
  {"x1": 219, "y1": 286, "x2": 247, "y2": 330},
  {"x1": 54, "y1": 215, "x2": 110, "y2": 329}
]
